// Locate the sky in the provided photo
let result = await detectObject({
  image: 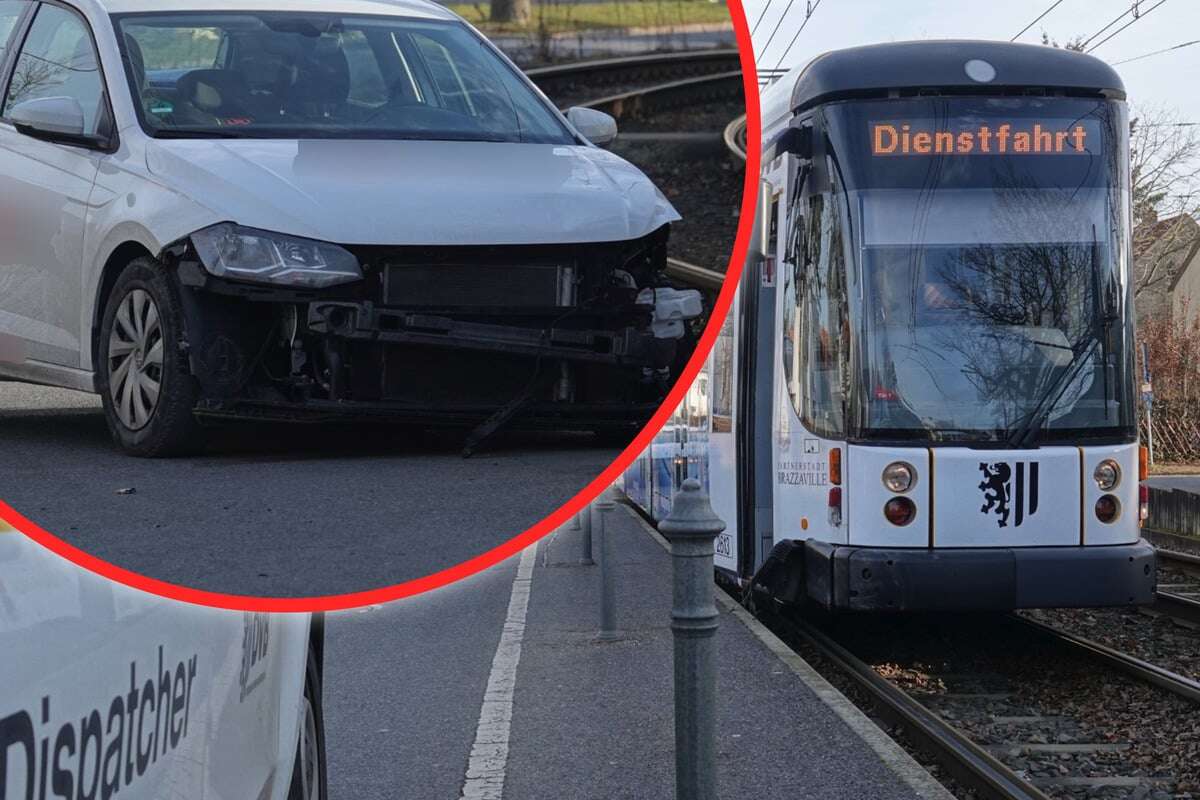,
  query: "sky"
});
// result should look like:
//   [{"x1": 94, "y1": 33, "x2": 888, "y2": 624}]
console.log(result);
[{"x1": 744, "y1": 0, "x2": 1200, "y2": 122}]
